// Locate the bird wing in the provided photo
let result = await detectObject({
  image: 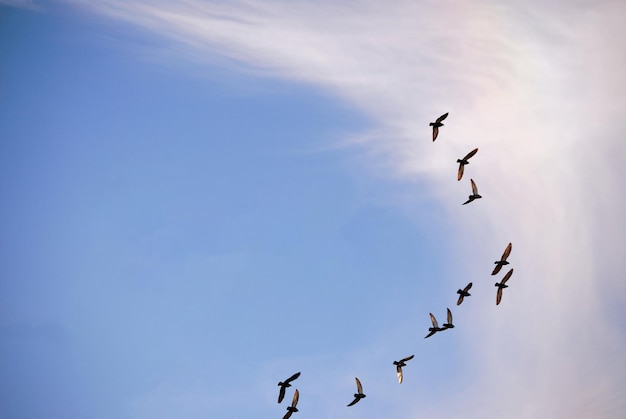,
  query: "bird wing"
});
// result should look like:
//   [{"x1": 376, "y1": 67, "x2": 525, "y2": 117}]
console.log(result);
[
  {"x1": 355, "y1": 377, "x2": 362, "y2": 393},
  {"x1": 464, "y1": 282, "x2": 473, "y2": 292},
  {"x1": 447, "y1": 308, "x2": 453, "y2": 324},
  {"x1": 400, "y1": 354, "x2": 415, "y2": 363},
  {"x1": 283, "y1": 411, "x2": 293, "y2": 419},
  {"x1": 462, "y1": 197, "x2": 472, "y2": 205},
  {"x1": 291, "y1": 389, "x2": 299, "y2": 407},
  {"x1": 463, "y1": 148, "x2": 478, "y2": 160},
  {"x1": 457, "y1": 163, "x2": 465, "y2": 181},
  {"x1": 396, "y1": 365, "x2": 403, "y2": 383},
  {"x1": 286, "y1": 372, "x2": 301, "y2": 384},
  {"x1": 501, "y1": 242, "x2": 512, "y2": 261},
  {"x1": 429, "y1": 313, "x2": 439, "y2": 328},
  {"x1": 456, "y1": 294, "x2": 464, "y2": 305},
  {"x1": 347, "y1": 397, "x2": 359, "y2": 407},
  {"x1": 496, "y1": 287, "x2": 503, "y2": 305},
  {"x1": 491, "y1": 264, "x2": 503, "y2": 275},
  {"x1": 436, "y1": 112, "x2": 449, "y2": 123},
  {"x1": 470, "y1": 179, "x2": 479, "y2": 195},
  {"x1": 424, "y1": 330, "x2": 436, "y2": 338},
  {"x1": 432, "y1": 125, "x2": 439, "y2": 141},
  {"x1": 278, "y1": 386, "x2": 286, "y2": 404},
  {"x1": 501, "y1": 268, "x2": 514, "y2": 284}
]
